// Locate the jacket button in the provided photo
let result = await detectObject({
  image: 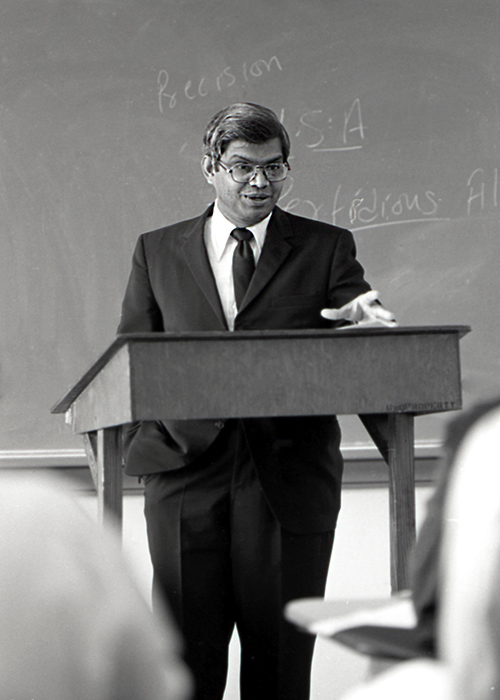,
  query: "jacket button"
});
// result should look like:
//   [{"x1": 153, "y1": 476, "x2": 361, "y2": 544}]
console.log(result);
[{"x1": 215, "y1": 420, "x2": 225, "y2": 430}]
